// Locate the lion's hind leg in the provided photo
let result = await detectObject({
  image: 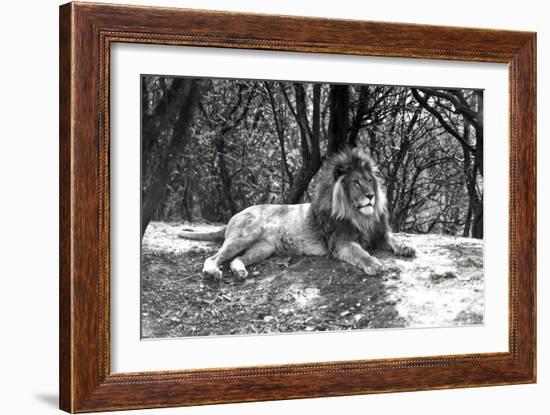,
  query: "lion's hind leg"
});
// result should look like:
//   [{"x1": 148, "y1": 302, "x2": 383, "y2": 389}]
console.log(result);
[
  {"x1": 230, "y1": 241, "x2": 275, "y2": 278},
  {"x1": 202, "y1": 227, "x2": 262, "y2": 278}
]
